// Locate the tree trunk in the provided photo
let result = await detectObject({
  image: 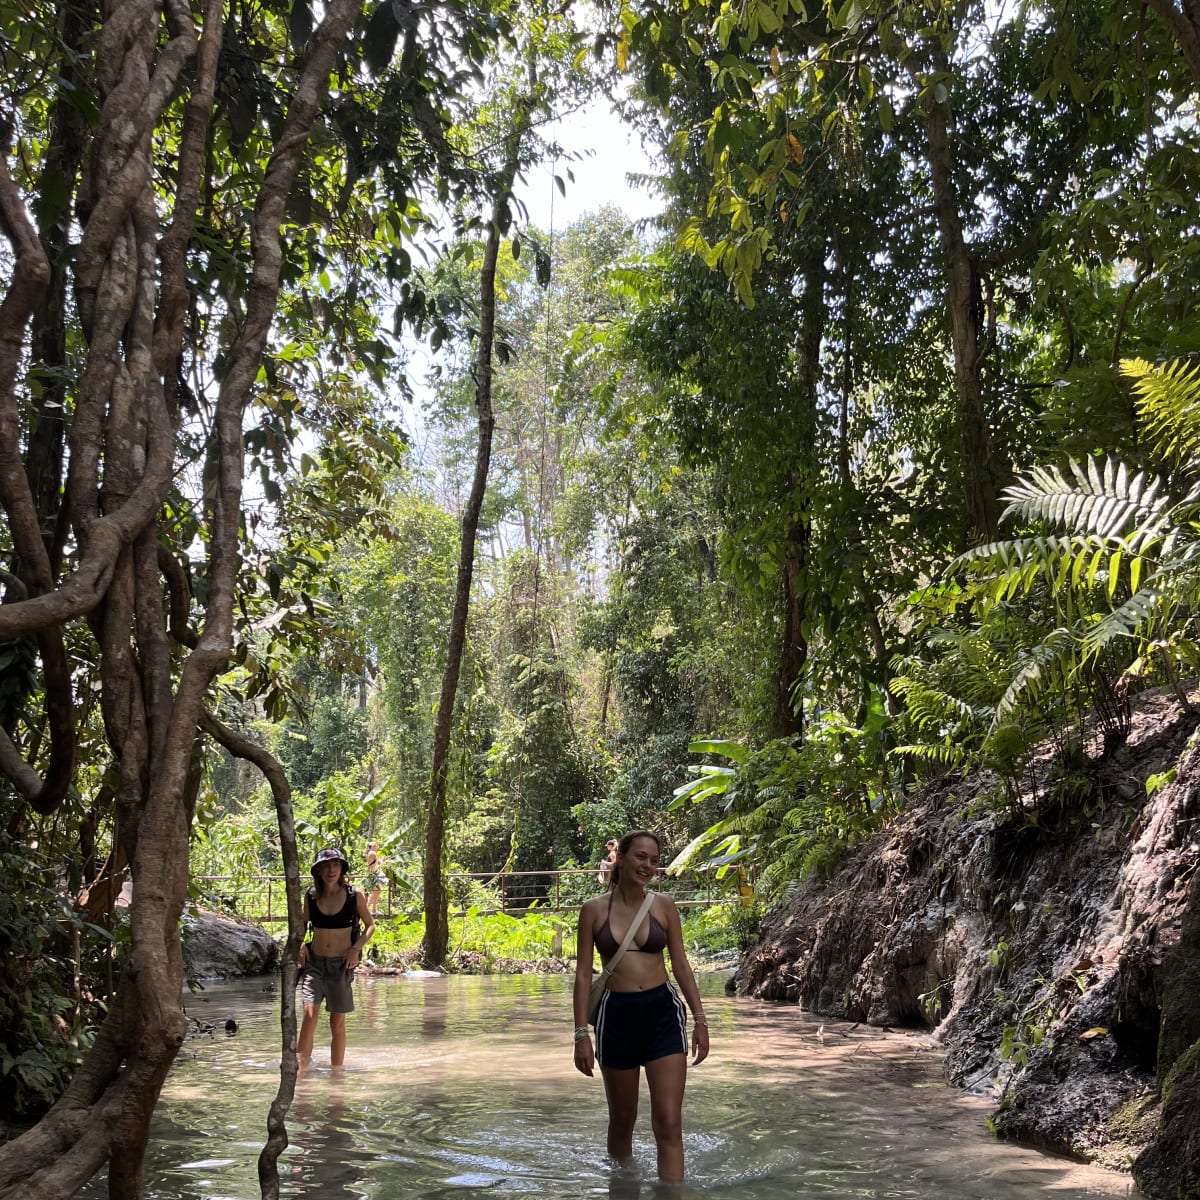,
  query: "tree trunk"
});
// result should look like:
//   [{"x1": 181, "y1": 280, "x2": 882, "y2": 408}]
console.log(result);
[
  {"x1": 833, "y1": 244, "x2": 890, "y2": 691},
  {"x1": 773, "y1": 240, "x2": 824, "y2": 740},
  {"x1": 422, "y1": 88, "x2": 537, "y2": 967},
  {"x1": 26, "y1": 0, "x2": 91, "y2": 573},
  {"x1": 918, "y1": 63, "x2": 1001, "y2": 544},
  {"x1": 776, "y1": 511, "x2": 809, "y2": 740},
  {"x1": 196, "y1": 713, "x2": 304, "y2": 1200}
]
